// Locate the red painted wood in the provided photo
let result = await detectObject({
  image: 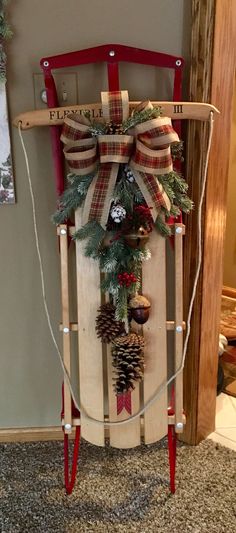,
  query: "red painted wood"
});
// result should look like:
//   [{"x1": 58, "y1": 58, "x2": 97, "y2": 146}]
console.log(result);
[
  {"x1": 44, "y1": 72, "x2": 65, "y2": 196},
  {"x1": 107, "y1": 62, "x2": 120, "y2": 91},
  {"x1": 168, "y1": 424, "x2": 177, "y2": 493},
  {"x1": 41, "y1": 43, "x2": 183, "y2": 71},
  {"x1": 64, "y1": 427, "x2": 81, "y2": 494},
  {"x1": 41, "y1": 44, "x2": 184, "y2": 197}
]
